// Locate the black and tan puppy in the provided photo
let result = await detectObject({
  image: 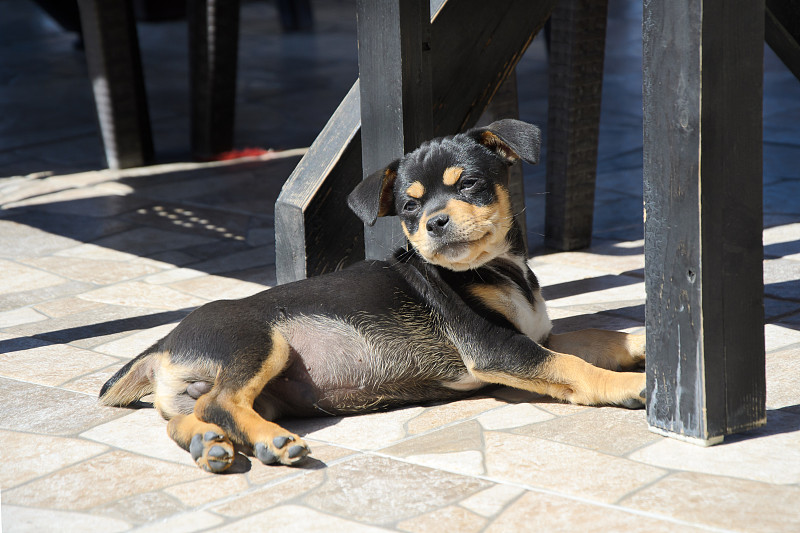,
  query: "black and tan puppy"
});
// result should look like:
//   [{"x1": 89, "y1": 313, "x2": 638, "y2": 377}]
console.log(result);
[{"x1": 100, "y1": 119, "x2": 646, "y2": 473}]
